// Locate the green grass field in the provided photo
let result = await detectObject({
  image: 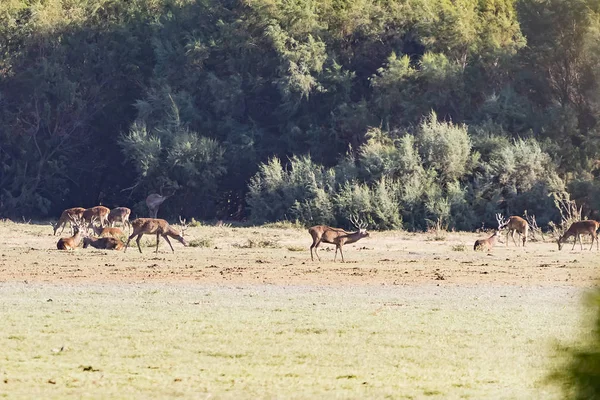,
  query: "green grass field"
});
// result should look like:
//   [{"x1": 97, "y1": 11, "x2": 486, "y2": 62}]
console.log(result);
[{"x1": 1, "y1": 283, "x2": 591, "y2": 399}]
